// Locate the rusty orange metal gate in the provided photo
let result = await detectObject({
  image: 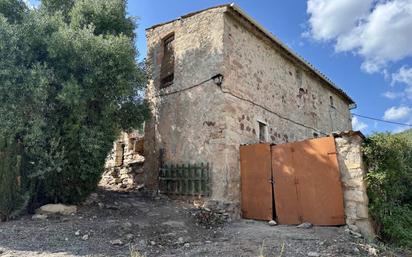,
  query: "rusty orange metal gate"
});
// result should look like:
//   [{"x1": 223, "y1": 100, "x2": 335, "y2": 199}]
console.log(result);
[
  {"x1": 240, "y1": 144, "x2": 272, "y2": 220},
  {"x1": 240, "y1": 137, "x2": 345, "y2": 225}
]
